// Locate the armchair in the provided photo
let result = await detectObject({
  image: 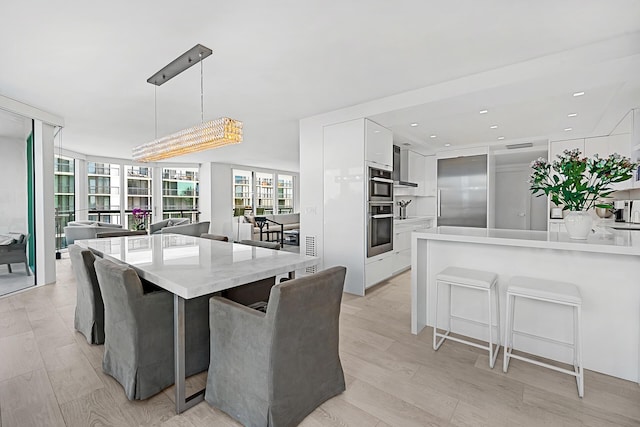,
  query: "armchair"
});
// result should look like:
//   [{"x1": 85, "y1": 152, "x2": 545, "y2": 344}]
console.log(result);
[
  {"x1": 149, "y1": 218, "x2": 190, "y2": 234},
  {"x1": 205, "y1": 266, "x2": 347, "y2": 426},
  {"x1": 0, "y1": 233, "x2": 30, "y2": 275},
  {"x1": 94, "y1": 258, "x2": 210, "y2": 400},
  {"x1": 161, "y1": 221, "x2": 210, "y2": 237}
]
